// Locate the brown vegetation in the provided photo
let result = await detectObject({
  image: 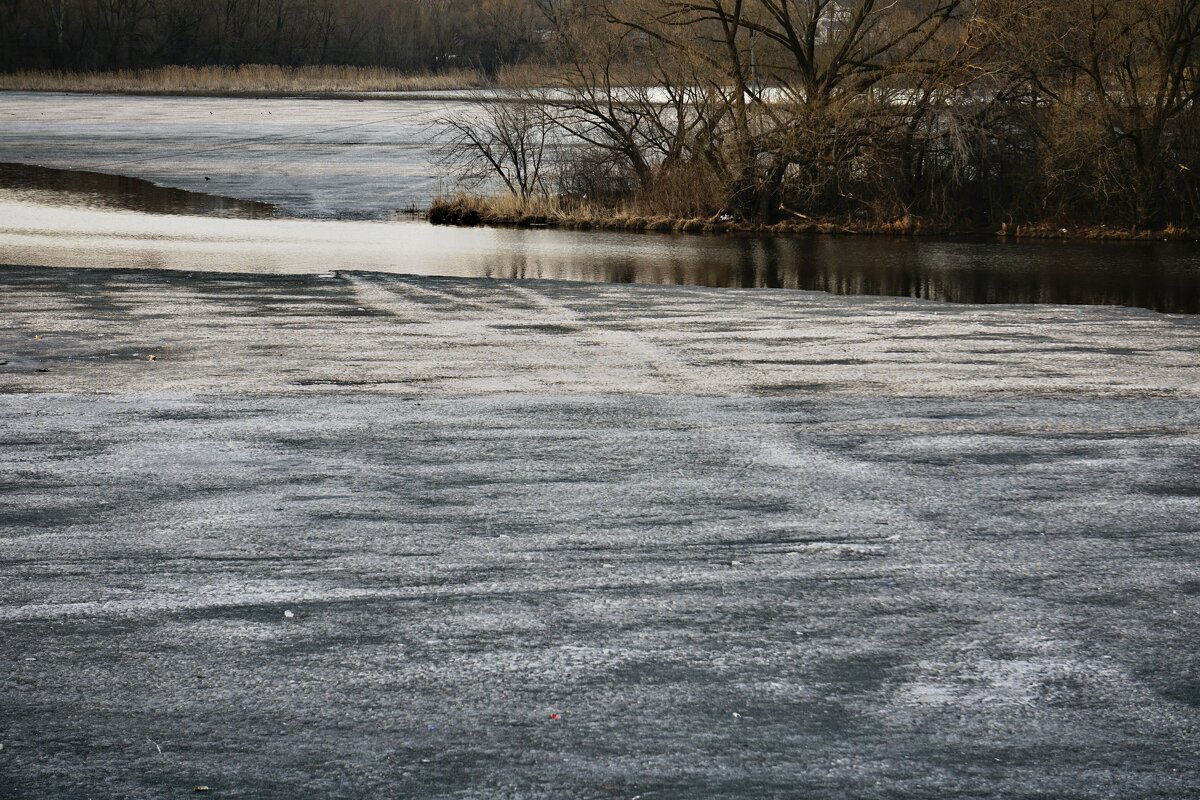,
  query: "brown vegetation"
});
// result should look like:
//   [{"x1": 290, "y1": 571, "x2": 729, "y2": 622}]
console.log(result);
[
  {"x1": 0, "y1": 65, "x2": 486, "y2": 95},
  {"x1": 436, "y1": 0, "x2": 1200, "y2": 234},
  {"x1": 427, "y1": 193, "x2": 1200, "y2": 240}
]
